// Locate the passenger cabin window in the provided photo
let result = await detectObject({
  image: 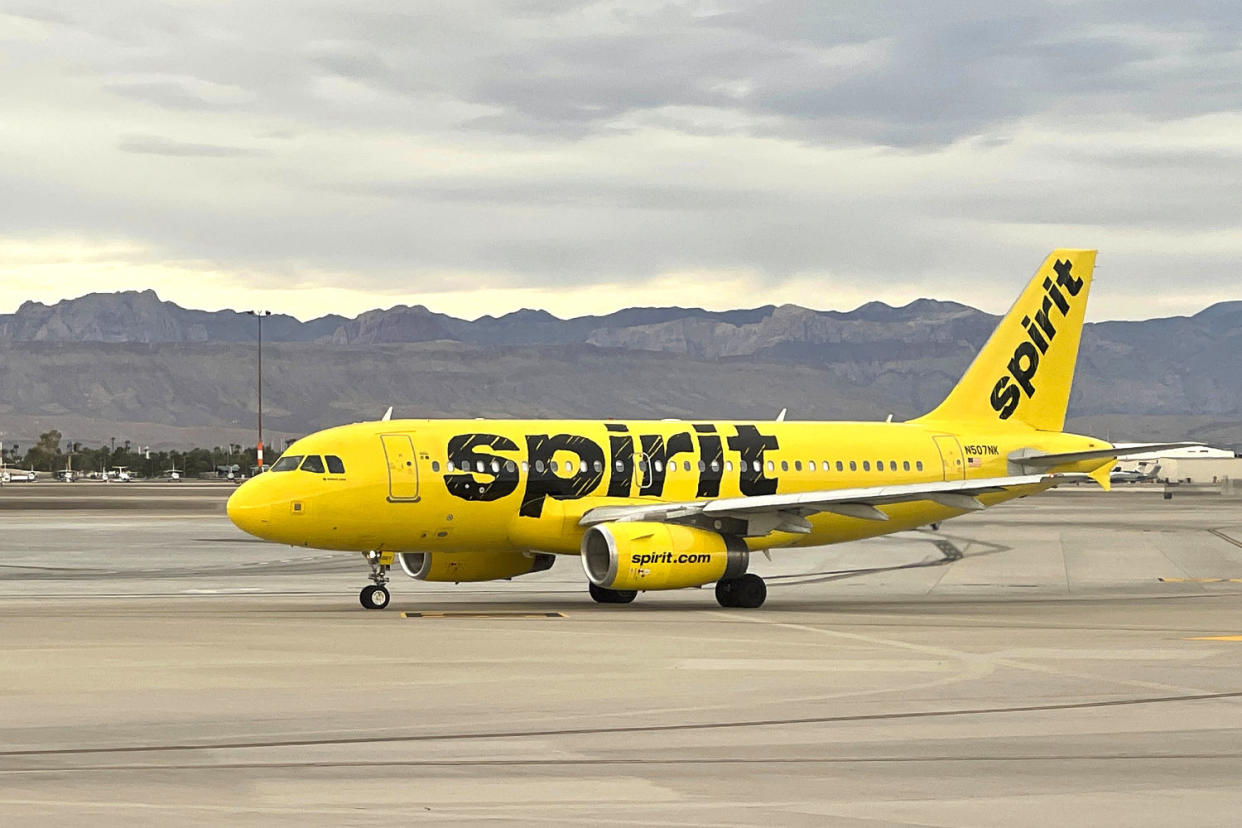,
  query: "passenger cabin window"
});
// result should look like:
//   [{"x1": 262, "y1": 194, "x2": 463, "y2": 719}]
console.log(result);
[
  {"x1": 271, "y1": 455, "x2": 303, "y2": 472},
  {"x1": 684, "y1": 460, "x2": 692, "y2": 472},
  {"x1": 326, "y1": 455, "x2": 345, "y2": 474},
  {"x1": 780, "y1": 460, "x2": 789, "y2": 472},
  {"x1": 916, "y1": 460, "x2": 924, "y2": 471},
  {"x1": 836, "y1": 461, "x2": 843, "y2": 471},
  {"x1": 903, "y1": 460, "x2": 910, "y2": 471},
  {"x1": 849, "y1": 461, "x2": 857, "y2": 471},
  {"x1": 795, "y1": 460, "x2": 803, "y2": 471},
  {"x1": 890, "y1": 461, "x2": 897, "y2": 471},
  {"x1": 863, "y1": 461, "x2": 871, "y2": 471},
  {"x1": 300, "y1": 455, "x2": 325, "y2": 474},
  {"x1": 506, "y1": 460, "x2": 517, "y2": 473},
  {"x1": 725, "y1": 461, "x2": 734, "y2": 472}
]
